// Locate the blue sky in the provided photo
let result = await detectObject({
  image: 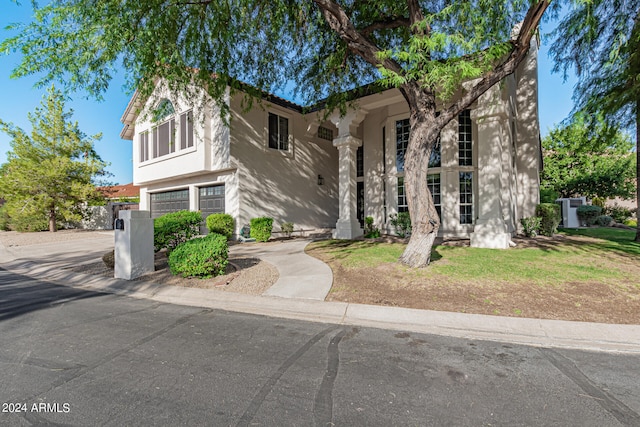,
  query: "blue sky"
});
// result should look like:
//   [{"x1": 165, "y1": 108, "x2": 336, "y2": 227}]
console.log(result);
[{"x1": 0, "y1": 3, "x2": 577, "y2": 185}]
